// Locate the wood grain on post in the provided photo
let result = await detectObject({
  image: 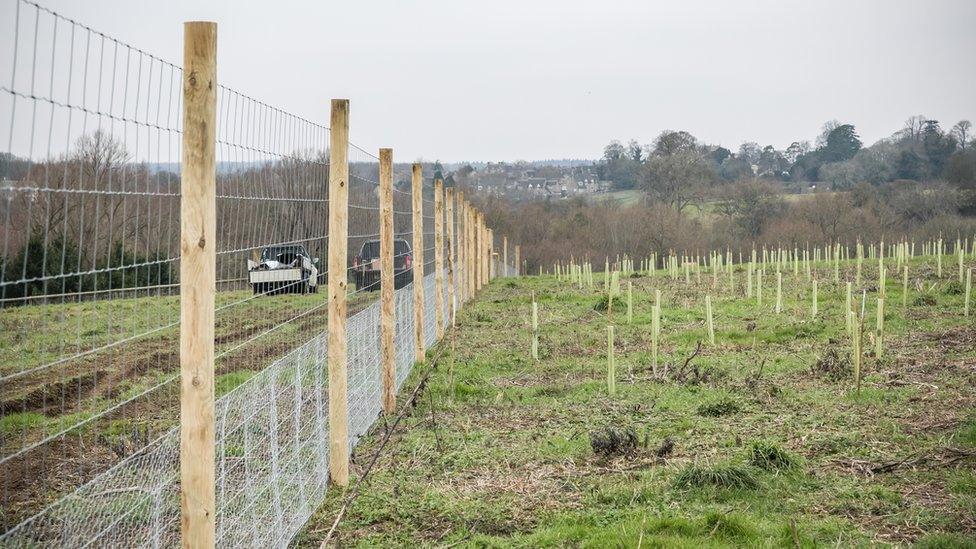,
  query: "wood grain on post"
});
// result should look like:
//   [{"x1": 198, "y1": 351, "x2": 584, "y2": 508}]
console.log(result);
[
  {"x1": 469, "y1": 205, "x2": 476, "y2": 296},
  {"x1": 327, "y1": 98, "x2": 350, "y2": 486},
  {"x1": 457, "y1": 193, "x2": 466, "y2": 303},
  {"x1": 485, "y1": 221, "x2": 491, "y2": 283},
  {"x1": 472, "y1": 209, "x2": 479, "y2": 293},
  {"x1": 477, "y1": 214, "x2": 484, "y2": 290},
  {"x1": 446, "y1": 187, "x2": 456, "y2": 324},
  {"x1": 180, "y1": 21, "x2": 217, "y2": 549},
  {"x1": 412, "y1": 163, "x2": 425, "y2": 361},
  {"x1": 379, "y1": 148, "x2": 395, "y2": 414},
  {"x1": 434, "y1": 179, "x2": 445, "y2": 339},
  {"x1": 467, "y1": 207, "x2": 474, "y2": 294},
  {"x1": 488, "y1": 228, "x2": 495, "y2": 281}
]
